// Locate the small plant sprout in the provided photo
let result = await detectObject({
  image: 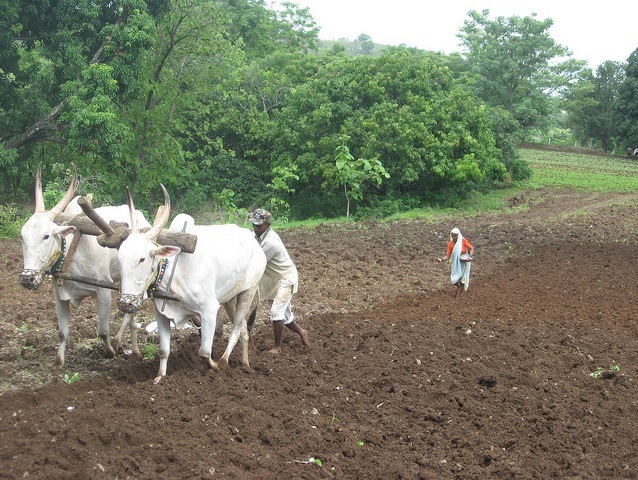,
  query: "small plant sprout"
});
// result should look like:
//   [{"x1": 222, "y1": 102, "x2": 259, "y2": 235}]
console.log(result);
[
  {"x1": 295, "y1": 456, "x2": 323, "y2": 467},
  {"x1": 62, "y1": 372, "x2": 80, "y2": 384},
  {"x1": 589, "y1": 362, "x2": 621, "y2": 379},
  {"x1": 357, "y1": 440, "x2": 364, "y2": 446},
  {"x1": 141, "y1": 340, "x2": 159, "y2": 360},
  {"x1": 331, "y1": 412, "x2": 340, "y2": 423}
]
